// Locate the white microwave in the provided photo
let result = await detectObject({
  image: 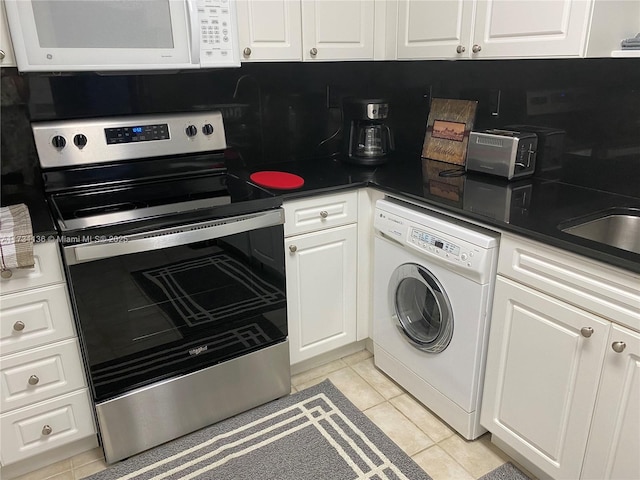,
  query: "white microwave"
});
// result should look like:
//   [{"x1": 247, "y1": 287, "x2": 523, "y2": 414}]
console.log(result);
[{"x1": 4, "y1": 0, "x2": 240, "y2": 72}]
